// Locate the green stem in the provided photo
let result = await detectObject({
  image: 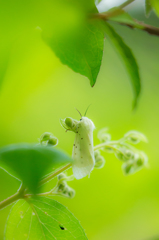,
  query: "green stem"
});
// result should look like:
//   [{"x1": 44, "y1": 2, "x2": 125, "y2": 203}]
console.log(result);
[
  {"x1": 0, "y1": 185, "x2": 25, "y2": 210},
  {"x1": 39, "y1": 163, "x2": 72, "y2": 186},
  {"x1": 119, "y1": 0, "x2": 135, "y2": 9},
  {"x1": 0, "y1": 163, "x2": 72, "y2": 210}
]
